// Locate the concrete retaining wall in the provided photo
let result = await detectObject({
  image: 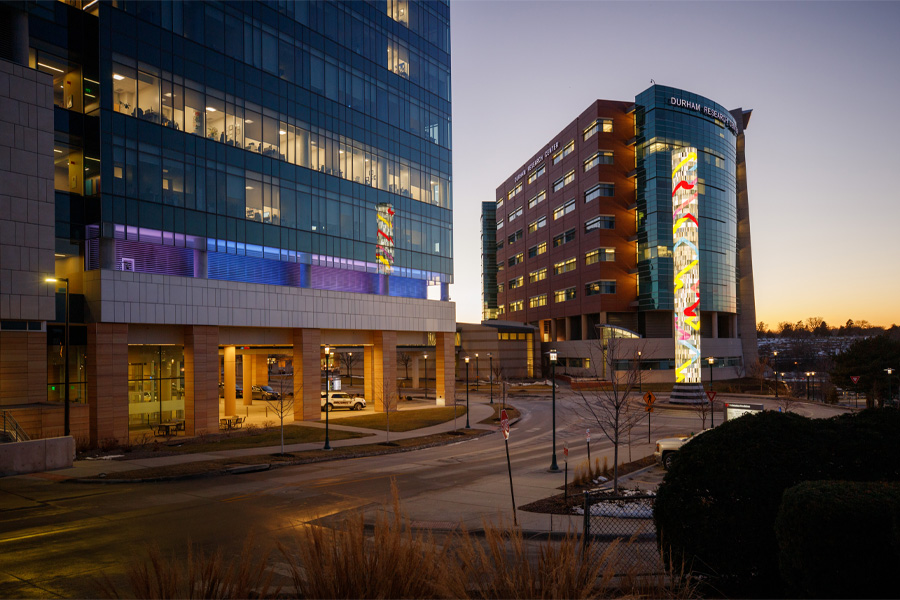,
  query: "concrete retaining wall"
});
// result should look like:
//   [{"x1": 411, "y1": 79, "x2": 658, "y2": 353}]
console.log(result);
[{"x1": 0, "y1": 436, "x2": 74, "y2": 476}]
